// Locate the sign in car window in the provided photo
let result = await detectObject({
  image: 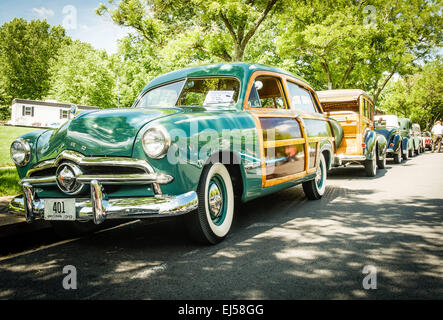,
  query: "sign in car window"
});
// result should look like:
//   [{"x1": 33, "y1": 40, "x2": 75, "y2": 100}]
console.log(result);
[{"x1": 203, "y1": 90, "x2": 235, "y2": 106}]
